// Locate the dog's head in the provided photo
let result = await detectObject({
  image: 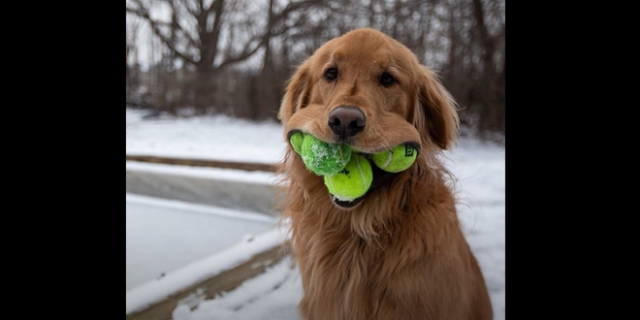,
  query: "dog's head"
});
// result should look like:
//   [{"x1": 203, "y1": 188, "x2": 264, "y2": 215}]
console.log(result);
[{"x1": 279, "y1": 28, "x2": 458, "y2": 210}]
